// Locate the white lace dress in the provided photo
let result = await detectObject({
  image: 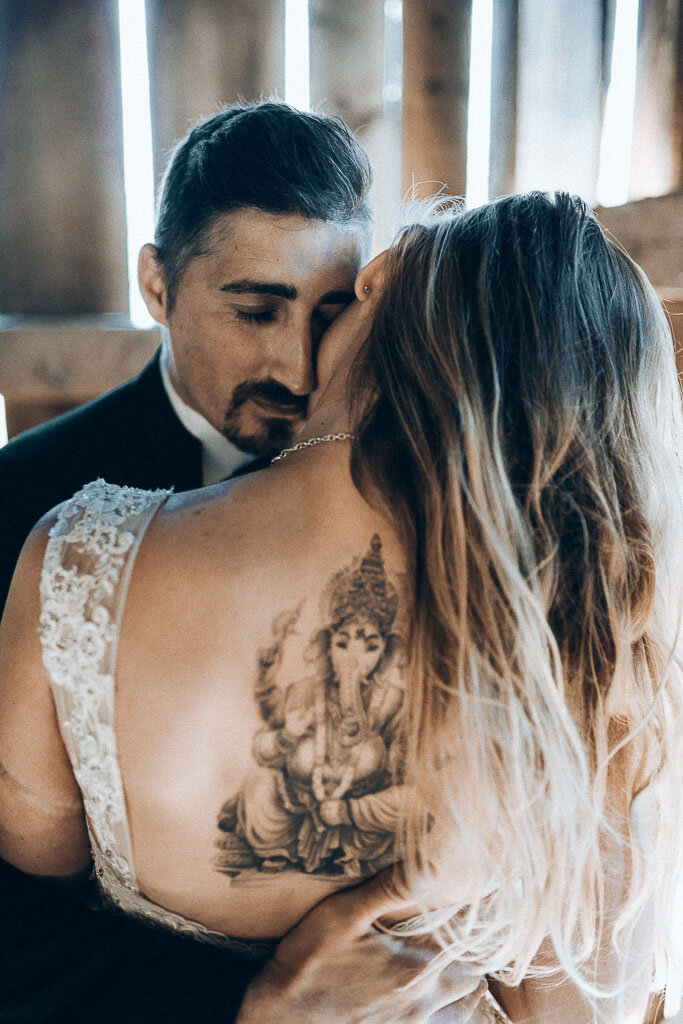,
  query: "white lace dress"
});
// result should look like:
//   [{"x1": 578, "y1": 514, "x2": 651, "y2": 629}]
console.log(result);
[
  {"x1": 38, "y1": 479, "x2": 274, "y2": 961},
  {"x1": 37, "y1": 479, "x2": 512, "y2": 1022}
]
